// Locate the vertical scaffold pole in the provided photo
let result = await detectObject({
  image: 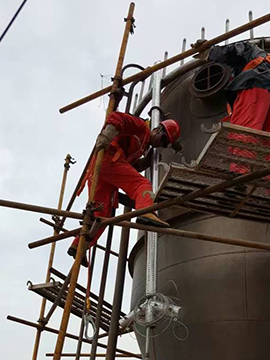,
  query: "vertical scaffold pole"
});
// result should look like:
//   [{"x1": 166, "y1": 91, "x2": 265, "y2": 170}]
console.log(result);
[
  {"x1": 32, "y1": 154, "x2": 73, "y2": 360},
  {"x1": 145, "y1": 66, "x2": 162, "y2": 360},
  {"x1": 52, "y1": 4, "x2": 135, "y2": 360},
  {"x1": 106, "y1": 206, "x2": 131, "y2": 360}
]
